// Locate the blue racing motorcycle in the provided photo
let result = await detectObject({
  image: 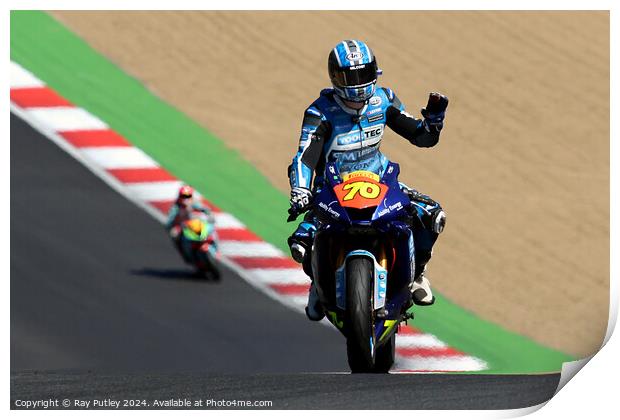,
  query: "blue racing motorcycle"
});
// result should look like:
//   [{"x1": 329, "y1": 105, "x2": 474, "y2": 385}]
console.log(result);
[{"x1": 290, "y1": 159, "x2": 418, "y2": 373}]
